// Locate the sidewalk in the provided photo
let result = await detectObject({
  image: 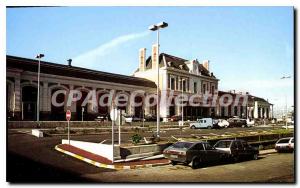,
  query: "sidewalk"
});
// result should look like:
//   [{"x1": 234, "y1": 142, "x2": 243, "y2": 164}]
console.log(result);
[{"x1": 55, "y1": 144, "x2": 170, "y2": 170}]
